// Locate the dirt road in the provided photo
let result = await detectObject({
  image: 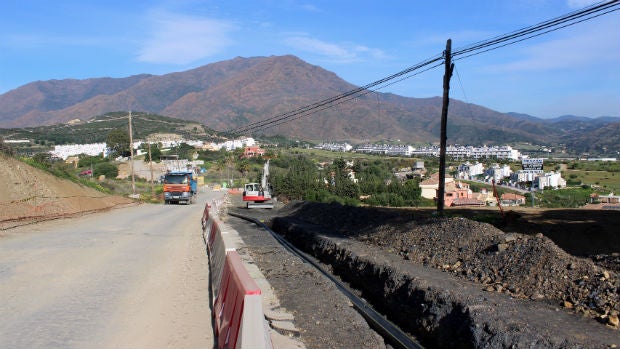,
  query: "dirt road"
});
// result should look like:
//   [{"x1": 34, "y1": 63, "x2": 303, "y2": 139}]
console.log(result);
[{"x1": 0, "y1": 191, "x2": 220, "y2": 349}]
